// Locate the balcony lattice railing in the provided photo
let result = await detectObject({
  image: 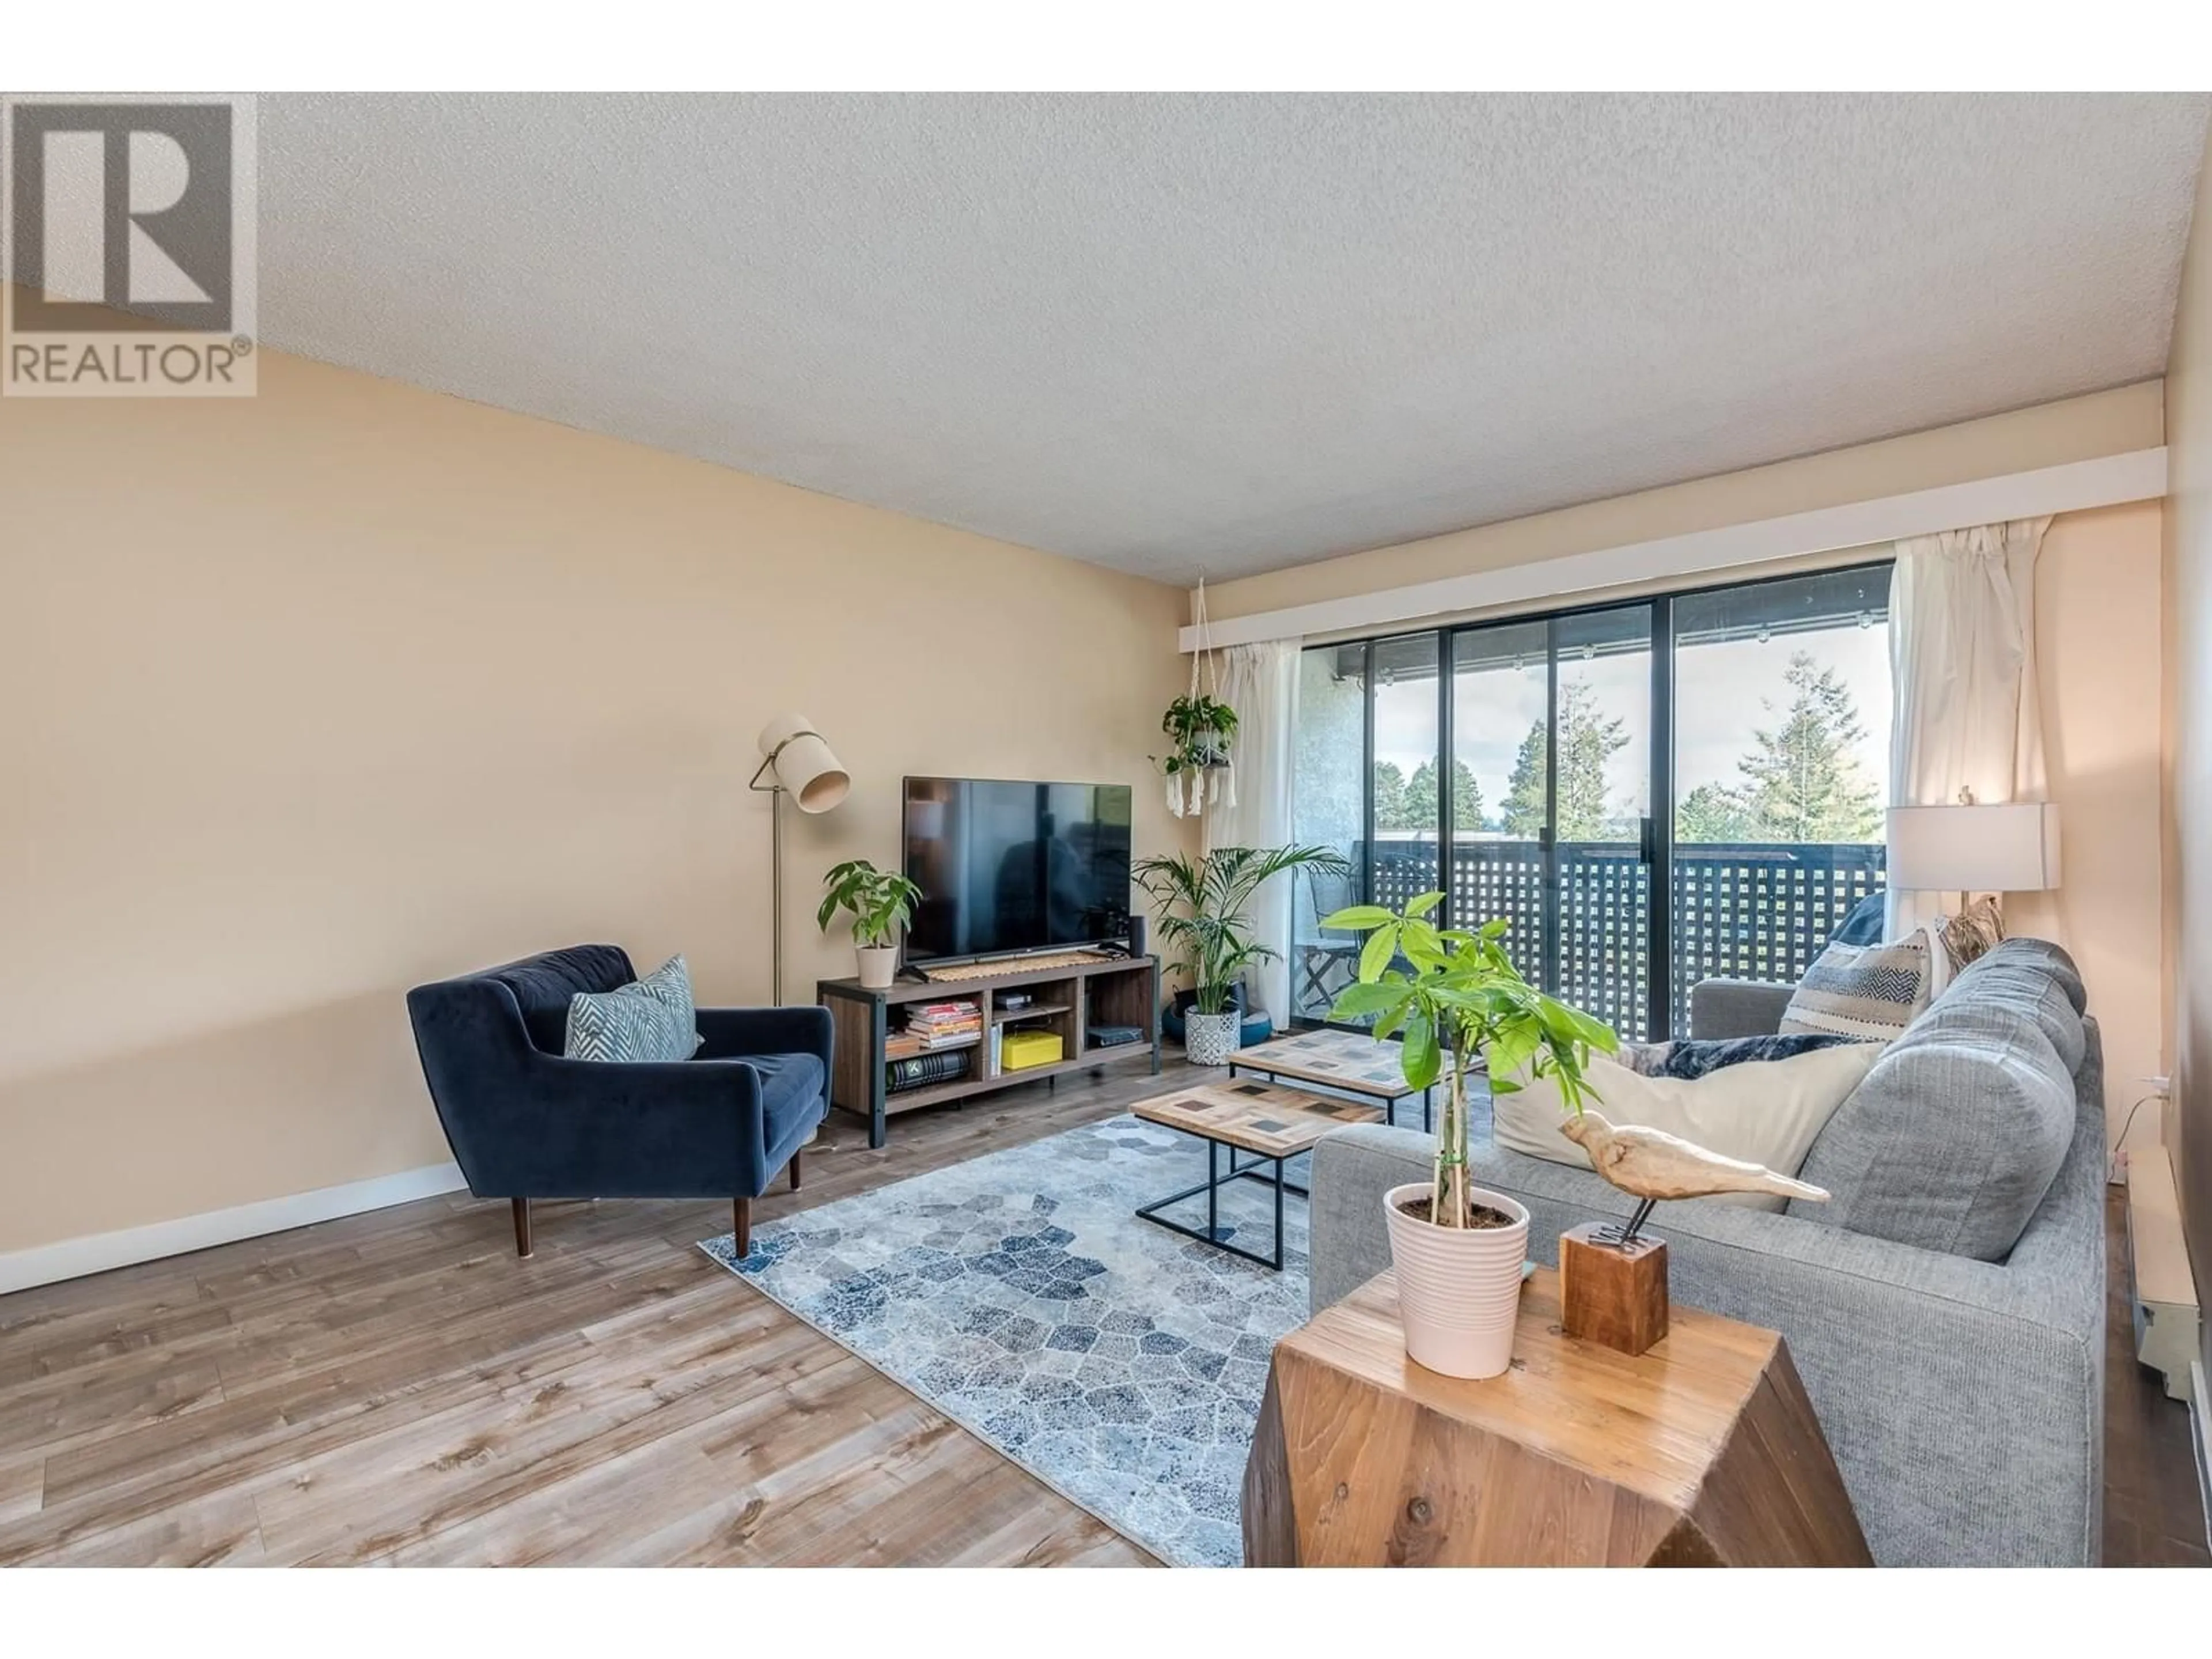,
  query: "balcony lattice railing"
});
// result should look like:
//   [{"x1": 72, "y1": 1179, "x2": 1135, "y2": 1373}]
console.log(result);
[{"x1": 1300, "y1": 839, "x2": 1886, "y2": 1041}]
